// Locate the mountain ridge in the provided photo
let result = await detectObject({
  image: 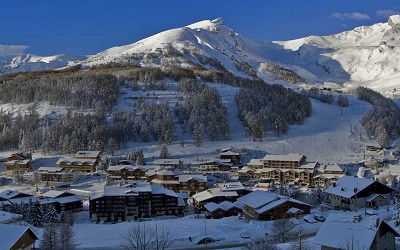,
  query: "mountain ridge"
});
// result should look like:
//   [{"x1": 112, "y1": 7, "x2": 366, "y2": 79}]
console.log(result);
[{"x1": 2, "y1": 15, "x2": 400, "y2": 94}]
